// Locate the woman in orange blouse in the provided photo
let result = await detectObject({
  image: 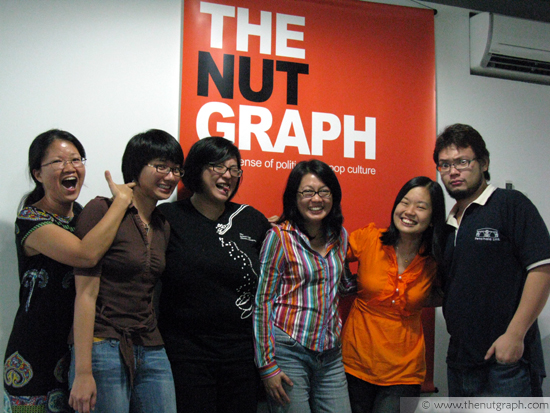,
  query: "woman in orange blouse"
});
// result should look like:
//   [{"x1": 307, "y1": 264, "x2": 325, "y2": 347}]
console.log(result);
[{"x1": 341, "y1": 176, "x2": 445, "y2": 413}]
